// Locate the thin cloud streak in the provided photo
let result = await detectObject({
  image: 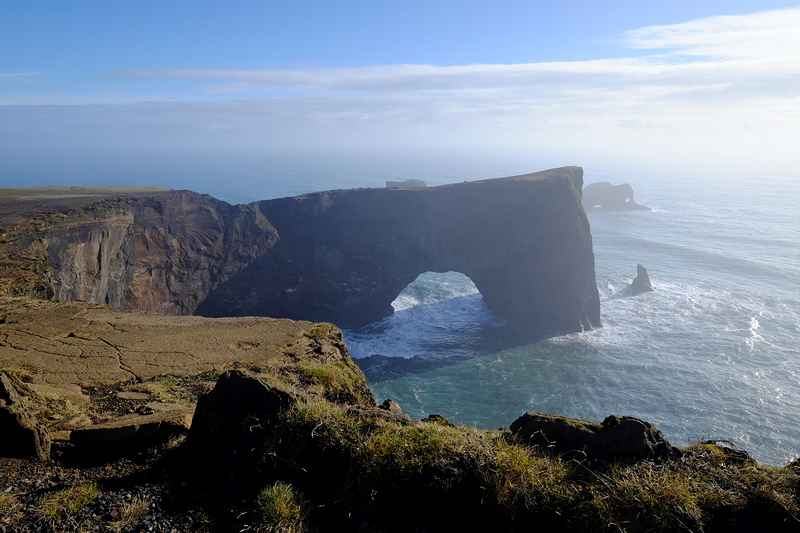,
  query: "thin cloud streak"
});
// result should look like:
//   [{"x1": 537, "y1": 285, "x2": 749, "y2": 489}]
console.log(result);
[
  {"x1": 102, "y1": 7, "x2": 800, "y2": 100},
  {"x1": 0, "y1": 72, "x2": 42, "y2": 82}
]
